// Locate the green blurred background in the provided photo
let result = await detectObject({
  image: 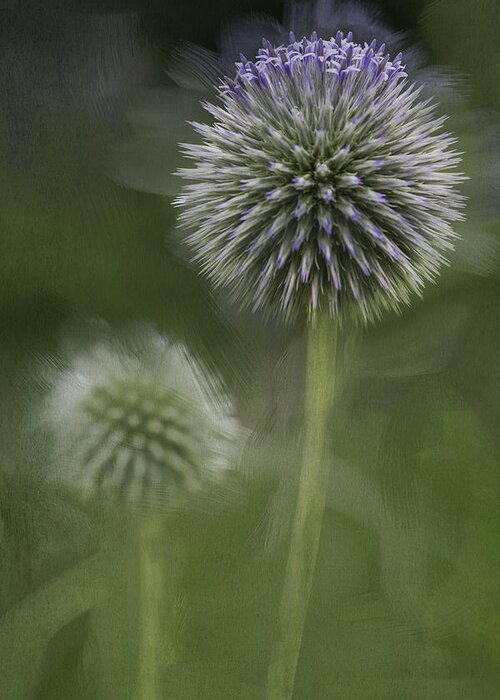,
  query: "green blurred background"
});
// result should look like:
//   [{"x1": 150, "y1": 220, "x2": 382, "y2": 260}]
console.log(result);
[{"x1": 1, "y1": 0, "x2": 500, "y2": 697}]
